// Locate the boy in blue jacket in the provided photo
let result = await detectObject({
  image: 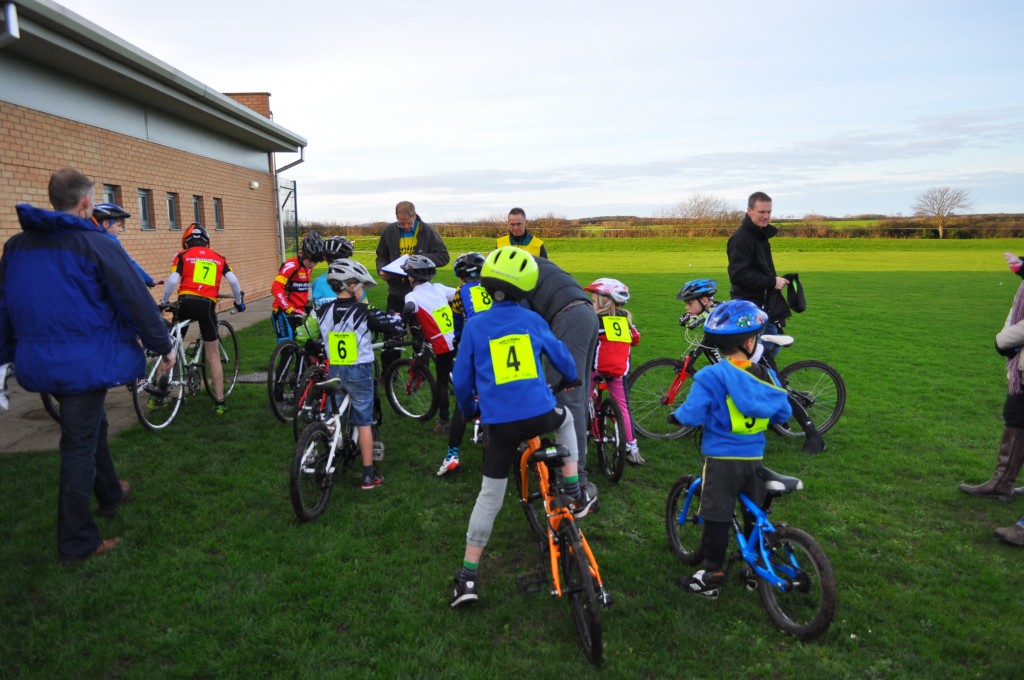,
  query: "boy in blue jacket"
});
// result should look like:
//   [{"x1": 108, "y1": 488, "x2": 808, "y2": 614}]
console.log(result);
[
  {"x1": 449, "y1": 246, "x2": 591, "y2": 608},
  {"x1": 671, "y1": 299, "x2": 791, "y2": 598}
]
